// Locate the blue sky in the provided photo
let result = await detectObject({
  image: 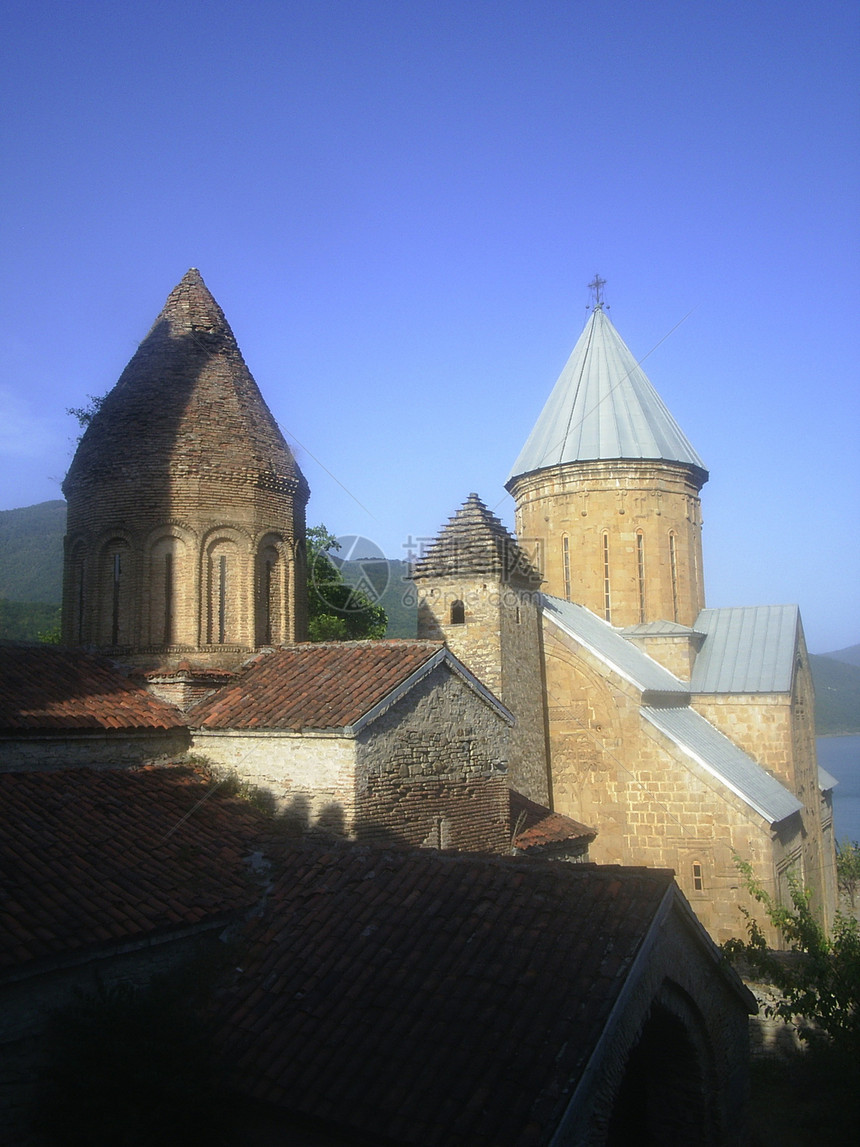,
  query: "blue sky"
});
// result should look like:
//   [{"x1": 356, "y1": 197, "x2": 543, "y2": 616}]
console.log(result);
[{"x1": 1, "y1": 0, "x2": 857, "y2": 652}]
